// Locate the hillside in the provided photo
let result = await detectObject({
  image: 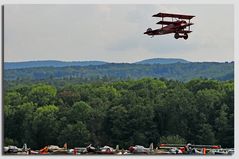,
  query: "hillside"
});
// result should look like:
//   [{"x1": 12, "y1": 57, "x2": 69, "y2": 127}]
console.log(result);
[
  {"x1": 136, "y1": 58, "x2": 189, "y2": 64},
  {"x1": 4, "y1": 62, "x2": 234, "y2": 81},
  {"x1": 4, "y1": 58, "x2": 191, "y2": 70},
  {"x1": 4, "y1": 60, "x2": 107, "y2": 69}
]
